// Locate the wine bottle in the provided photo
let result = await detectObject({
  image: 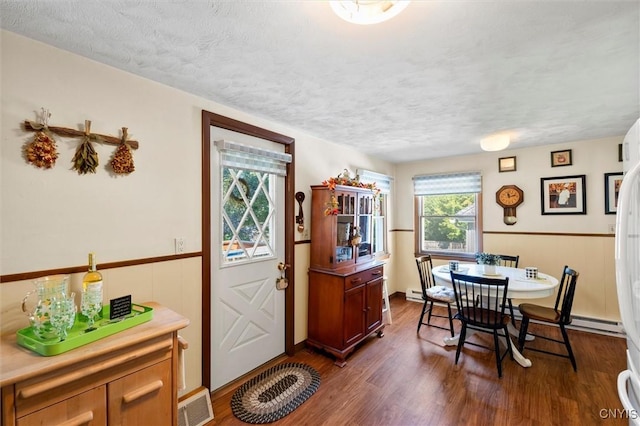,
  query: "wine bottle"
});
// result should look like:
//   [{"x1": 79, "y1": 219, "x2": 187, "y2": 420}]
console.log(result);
[{"x1": 80, "y1": 252, "x2": 103, "y2": 321}]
